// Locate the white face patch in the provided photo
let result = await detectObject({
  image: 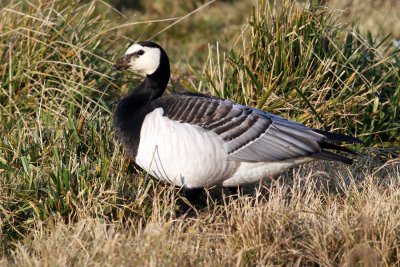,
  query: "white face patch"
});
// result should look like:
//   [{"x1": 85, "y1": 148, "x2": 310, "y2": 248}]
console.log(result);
[{"x1": 125, "y1": 44, "x2": 161, "y2": 75}]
